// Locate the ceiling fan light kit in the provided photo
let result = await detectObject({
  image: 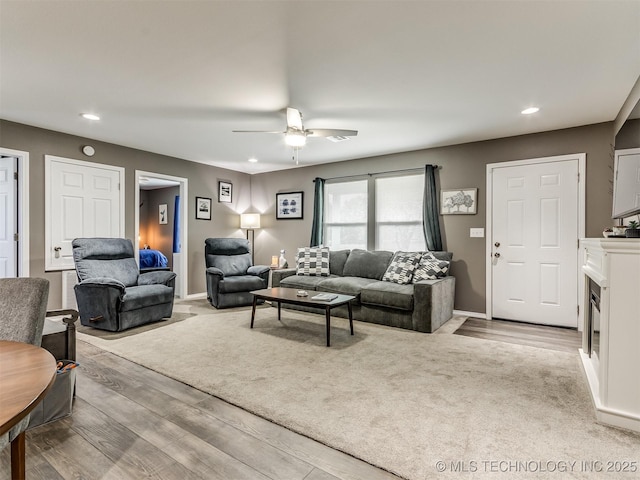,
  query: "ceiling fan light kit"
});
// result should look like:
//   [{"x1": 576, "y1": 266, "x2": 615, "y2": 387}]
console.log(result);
[
  {"x1": 285, "y1": 130, "x2": 307, "y2": 147},
  {"x1": 233, "y1": 107, "x2": 357, "y2": 163}
]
